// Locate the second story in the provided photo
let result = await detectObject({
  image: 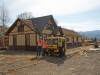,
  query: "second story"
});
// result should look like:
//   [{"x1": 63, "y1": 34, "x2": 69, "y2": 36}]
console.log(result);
[{"x1": 5, "y1": 15, "x2": 63, "y2": 37}]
